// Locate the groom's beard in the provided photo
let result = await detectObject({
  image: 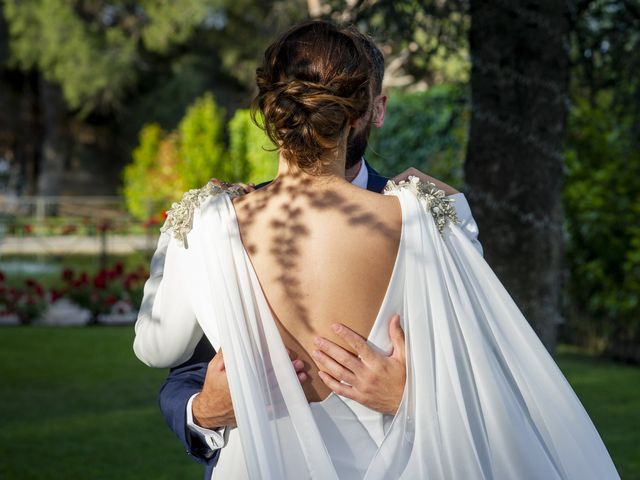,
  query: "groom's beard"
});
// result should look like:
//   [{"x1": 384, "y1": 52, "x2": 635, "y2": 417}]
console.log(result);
[{"x1": 346, "y1": 122, "x2": 371, "y2": 169}]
